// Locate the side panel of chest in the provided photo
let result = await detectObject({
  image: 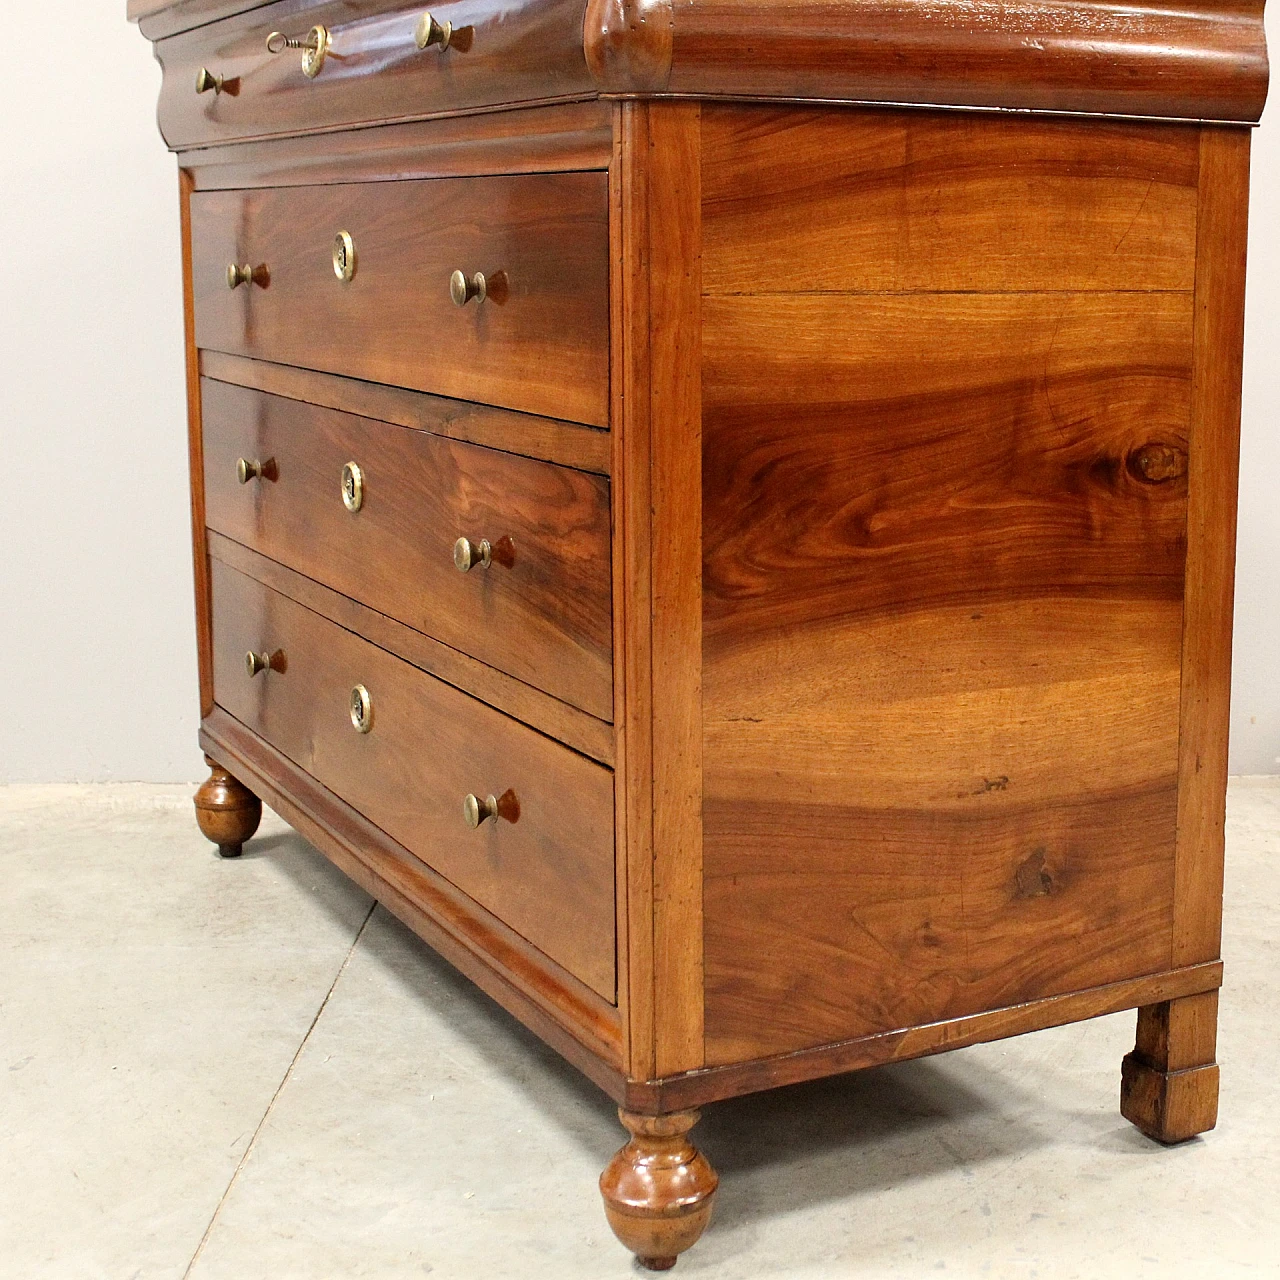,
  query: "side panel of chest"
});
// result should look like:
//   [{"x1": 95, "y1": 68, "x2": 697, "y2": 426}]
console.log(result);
[{"x1": 698, "y1": 108, "x2": 1202, "y2": 1064}]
